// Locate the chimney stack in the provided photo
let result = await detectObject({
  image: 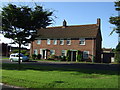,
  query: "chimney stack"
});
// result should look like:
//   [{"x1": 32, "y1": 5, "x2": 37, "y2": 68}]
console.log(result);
[
  {"x1": 63, "y1": 19, "x2": 67, "y2": 28},
  {"x1": 97, "y1": 18, "x2": 101, "y2": 27}
]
